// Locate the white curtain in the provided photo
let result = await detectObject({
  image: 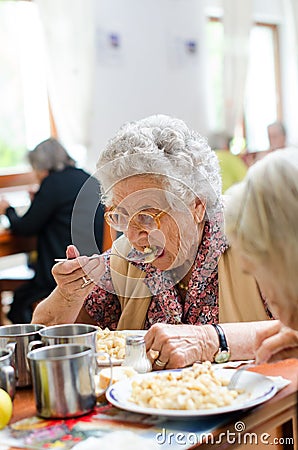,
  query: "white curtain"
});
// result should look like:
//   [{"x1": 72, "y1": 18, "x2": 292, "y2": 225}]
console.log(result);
[
  {"x1": 34, "y1": 0, "x2": 96, "y2": 166},
  {"x1": 289, "y1": 0, "x2": 298, "y2": 62},
  {"x1": 223, "y1": 0, "x2": 253, "y2": 137}
]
